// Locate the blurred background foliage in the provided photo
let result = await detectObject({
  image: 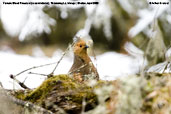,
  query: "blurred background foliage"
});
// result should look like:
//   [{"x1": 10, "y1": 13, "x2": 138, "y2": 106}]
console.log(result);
[{"x1": 0, "y1": 0, "x2": 170, "y2": 66}]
